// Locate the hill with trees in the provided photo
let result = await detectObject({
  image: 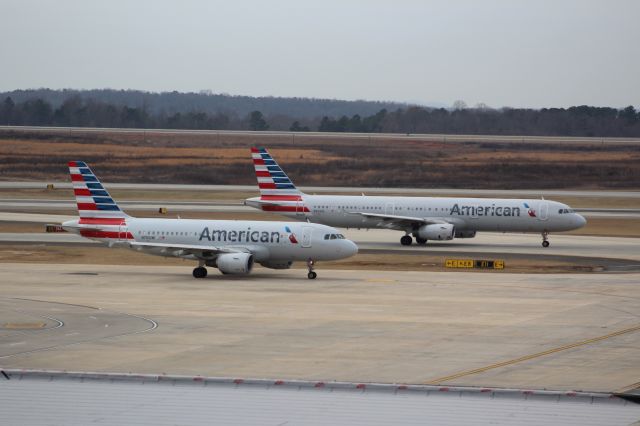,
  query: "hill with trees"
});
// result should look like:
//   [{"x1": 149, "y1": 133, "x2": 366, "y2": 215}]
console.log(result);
[{"x1": 0, "y1": 89, "x2": 638, "y2": 136}]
